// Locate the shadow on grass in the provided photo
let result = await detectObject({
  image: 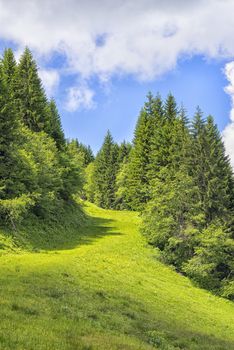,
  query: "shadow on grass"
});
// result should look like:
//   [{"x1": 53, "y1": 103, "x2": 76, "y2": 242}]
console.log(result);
[{"x1": 1, "y1": 204, "x2": 122, "y2": 252}]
